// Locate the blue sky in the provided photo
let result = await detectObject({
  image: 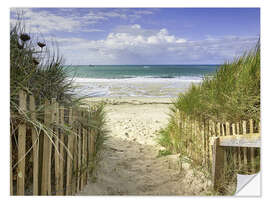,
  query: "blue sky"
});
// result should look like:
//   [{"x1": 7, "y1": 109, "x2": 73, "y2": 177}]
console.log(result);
[{"x1": 10, "y1": 8, "x2": 260, "y2": 65}]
